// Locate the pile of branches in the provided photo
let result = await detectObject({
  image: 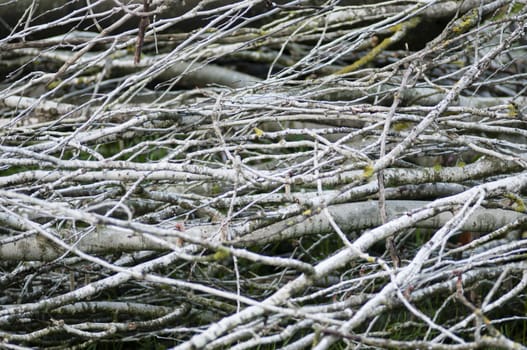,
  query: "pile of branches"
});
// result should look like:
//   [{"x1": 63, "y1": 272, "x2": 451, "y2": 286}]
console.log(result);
[{"x1": 1, "y1": 0, "x2": 527, "y2": 349}]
